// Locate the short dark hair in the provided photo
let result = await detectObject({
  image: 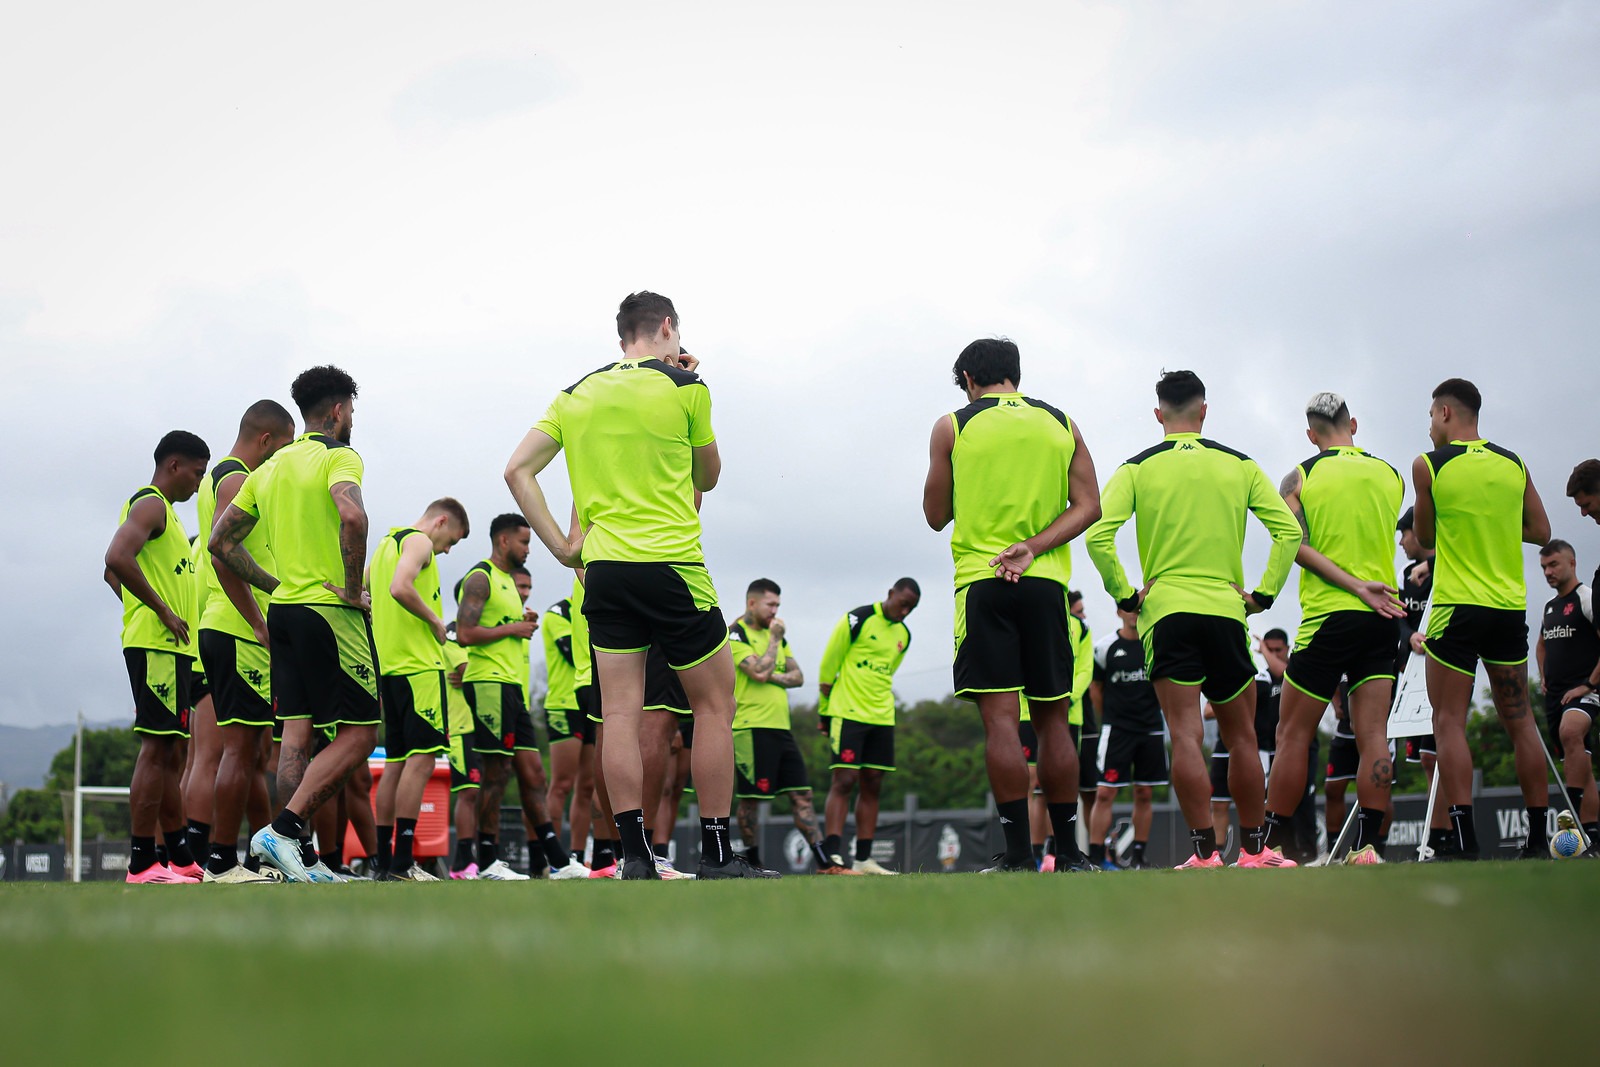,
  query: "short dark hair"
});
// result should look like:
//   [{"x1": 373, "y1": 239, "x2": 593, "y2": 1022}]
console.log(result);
[
  {"x1": 239, "y1": 399, "x2": 294, "y2": 438},
  {"x1": 510, "y1": 564, "x2": 531, "y2": 578},
  {"x1": 617, "y1": 291, "x2": 679, "y2": 344},
  {"x1": 1567, "y1": 459, "x2": 1600, "y2": 497},
  {"x1": 425, "y1": 497, "x2": 470, "y2": 537},
  {"x1": 1396, "y1": 506, "x2": 1415, "y2": 533},
  {"x1": 1067, "y1": 590, "x2": 1083, "y2": 607},
  {"x1": 951, "y1": 338, "x2": 1020, "y2": 390},
  {"x1": 1431, "y1": 378, "x2": 1481, "y2": 417},
  {"x1": 1262, "y1": 628, "x2": 1289, "y2": 644},
  {"x1": 746, "y1": 578, "x2": 781, "y2": 598},
  {"x1": 1156, "y1": 370, "x2": 1206, "y2": 410},
  {"x1": 1541, "y1": 539, "x2": 1574, "y2": 558},
  {"x1": 489, "y1": 513, "x2": 529, "y2": 542},
  {"x1": 892, "y1": 577, "x2": 921, "y2": 598},
  {"x1": 290, "y1": 365, "x2": 359, "y2": 418},
  {"x1": 154, "y1": 430, "x2": 209, "y2": 464}
]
